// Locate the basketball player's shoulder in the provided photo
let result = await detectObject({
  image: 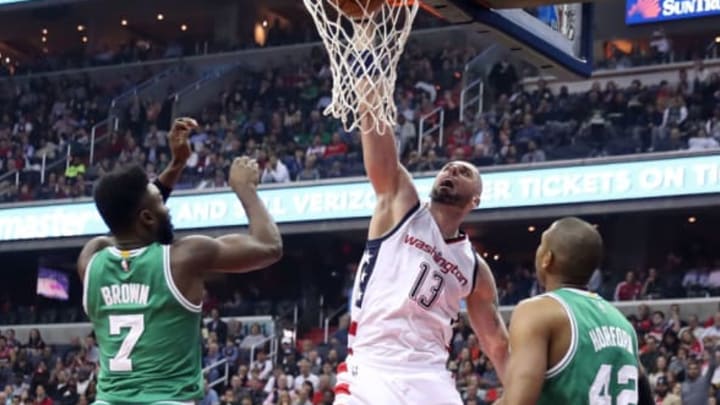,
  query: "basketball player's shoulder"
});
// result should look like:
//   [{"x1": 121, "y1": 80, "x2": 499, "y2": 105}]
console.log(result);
[
  {"x1": 77, "y1": 236, "x2": 114, "y2": 278},
  {"x1": 512, "y1": 295, "x2": 566, "y2": 326}
]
